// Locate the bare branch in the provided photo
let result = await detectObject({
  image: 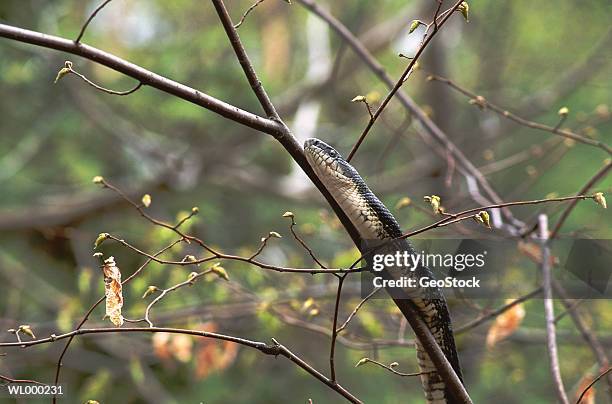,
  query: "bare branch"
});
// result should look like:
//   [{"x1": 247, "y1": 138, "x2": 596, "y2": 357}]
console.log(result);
[
  {"x1": 400, "y1": 194, "x2": 600, "y2": 240},
  {"x1": 426, "y1": 74, "x2": 612, "y2": 154},
  {"x1": 0, "y1": 23, "x2": 282, "y2": 135},
  {"x1": 553, "y1": 282, "x2": 612, "y2": 392},
  {"x1": 1, "y1": 326, "x2": 363, "y2": 403}
]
